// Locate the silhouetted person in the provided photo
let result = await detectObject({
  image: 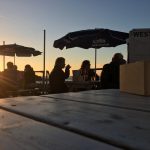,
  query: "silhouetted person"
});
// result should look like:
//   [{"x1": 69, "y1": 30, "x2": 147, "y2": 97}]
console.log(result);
[
  {"x1": 49, "y1": 57, "x2": 71, "y2": 93},
  {"x1": 80, "y1": 60, "x2": 99, "y2": 81},
  {"x1": 2, "y1": 62, "x2": 18, "y2": 92},
  {"x1": 13, "y1": 65, "x2": 19, "y2": 80},
  {"x1": 24, "y1": 64, "x2": 35, "y2": 89},
  {"x1": 13, "y1": 65, "x2": 18, "y2": 71},
  {"x1": 13, "y1": 65, "x2": 24, "y2": 88},
  {"x1": 100, "y1": 53, "x2": 126, "y2": 89}
]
